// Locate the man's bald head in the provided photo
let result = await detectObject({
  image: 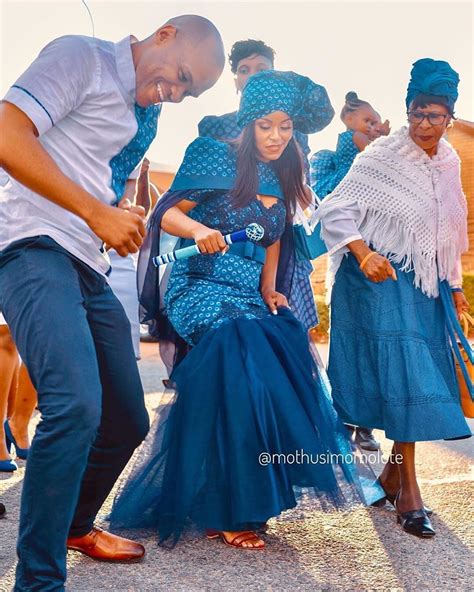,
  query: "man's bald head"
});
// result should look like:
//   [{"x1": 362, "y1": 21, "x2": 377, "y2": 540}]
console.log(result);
[
  {"x1": 163, "y1": 15, "x2": 225, "y2": 72},
  {"x1": 132, "y1": 15, "x2": 225, "y2": 107}
]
